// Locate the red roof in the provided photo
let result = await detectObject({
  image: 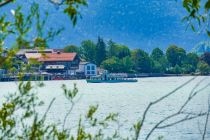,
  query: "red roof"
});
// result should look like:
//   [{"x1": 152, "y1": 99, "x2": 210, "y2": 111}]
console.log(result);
[{"x1": 38, "y1": 53, "x2": 77, "y2": 62}]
